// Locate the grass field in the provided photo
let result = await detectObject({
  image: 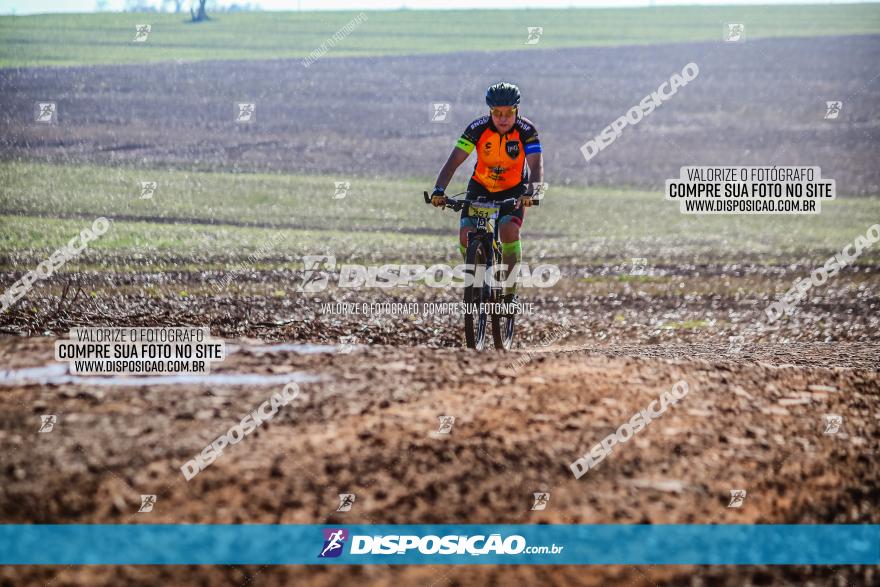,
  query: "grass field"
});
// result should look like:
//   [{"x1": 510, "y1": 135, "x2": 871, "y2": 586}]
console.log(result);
[
  {"x1": 1, "y1": 161, "x2": 878, "y2": 271},
  {"x1": 1, "y1": 4, "x2": 879, "y2": 68}
]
